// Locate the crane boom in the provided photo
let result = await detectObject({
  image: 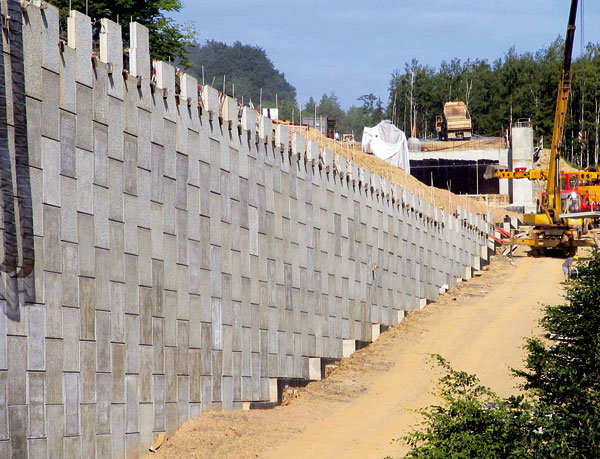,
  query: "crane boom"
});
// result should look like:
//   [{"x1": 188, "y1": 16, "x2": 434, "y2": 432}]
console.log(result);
[
  {"x1": 504, "y1": 0, "x2": 597, "y2": 256},
  {"x1": 545, "y1": 0, "x2": 578, "y2": 223}
]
